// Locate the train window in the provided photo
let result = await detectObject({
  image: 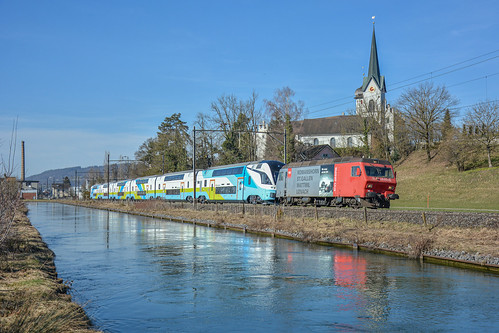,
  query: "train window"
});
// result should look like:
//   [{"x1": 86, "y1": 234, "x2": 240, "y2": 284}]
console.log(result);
[
  {"x1": 365, "y1": 166, "x2": 394, "y2": 178},
  {"x1": 248, "y1": 176, "x2": 252, "y2": 185},
  {"x1": 213, "y1": 167, "x2": 244, "y2": 176},
  {"x1": 278, "y1": 172, "x2": 284, "y2": 181},
  {"x1": 351, "y1": 166, "x2": 361, "y2": 177},
  {"x1": 215, "y1": 186, "x2": 236, "y2": 194},
  {"x1": 204, "y1": 180, "x2": 207, "y2": 187},
  {"x1": 261, "y1": 173, "x2": 272, "y2": 185}
]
